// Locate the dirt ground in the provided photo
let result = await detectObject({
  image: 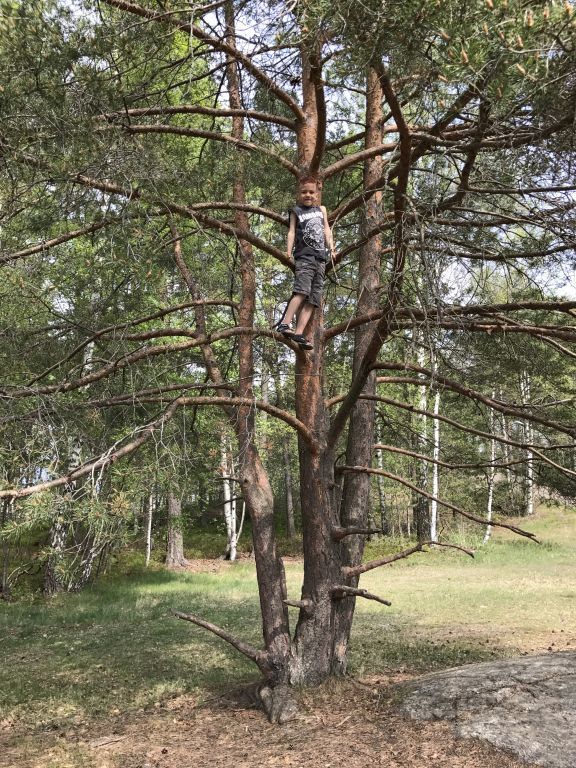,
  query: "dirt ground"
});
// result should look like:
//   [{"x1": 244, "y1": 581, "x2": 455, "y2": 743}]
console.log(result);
[{"x1": 2, "y1": 675, "x2": 532, "y2": 768}]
